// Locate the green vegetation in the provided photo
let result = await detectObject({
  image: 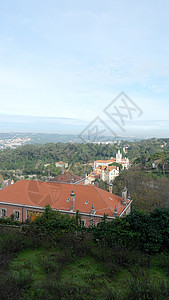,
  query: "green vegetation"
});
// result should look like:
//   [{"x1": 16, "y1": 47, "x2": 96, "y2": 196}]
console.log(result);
[
  {"x1": 0, "y1": 206, "x2": 168, "y2": 299},
  {"x1": 0, "y1": 138, "x2": 168, "y2": 177},
  {"x1": 113, "y1": 168, "x2": 169, "y2": 212},
  {"x1": 70, "y1": 162, "x2": 92, "y2": 176},
  {"x1": 0, "y1": 217, "x2": 21, "y2": 226}
]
